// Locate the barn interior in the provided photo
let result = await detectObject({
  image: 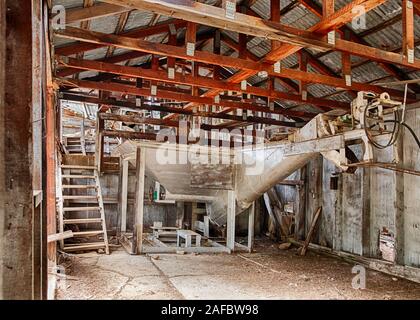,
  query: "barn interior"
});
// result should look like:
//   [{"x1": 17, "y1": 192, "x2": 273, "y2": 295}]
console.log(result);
[{"x1": 1, "y1": 0, "x2": 420, "y2": 300}]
